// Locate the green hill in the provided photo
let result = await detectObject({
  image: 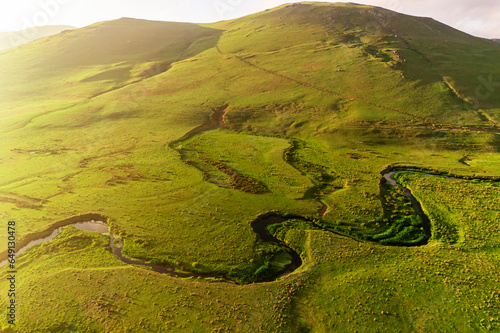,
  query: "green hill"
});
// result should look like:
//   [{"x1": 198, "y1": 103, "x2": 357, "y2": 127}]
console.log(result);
[
  {"x1": 0, "y1": 2, "x2": 499, "y2": 332},
  {"x1": 0, "y1": 18, "x2": 222, "y2": 127}
]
